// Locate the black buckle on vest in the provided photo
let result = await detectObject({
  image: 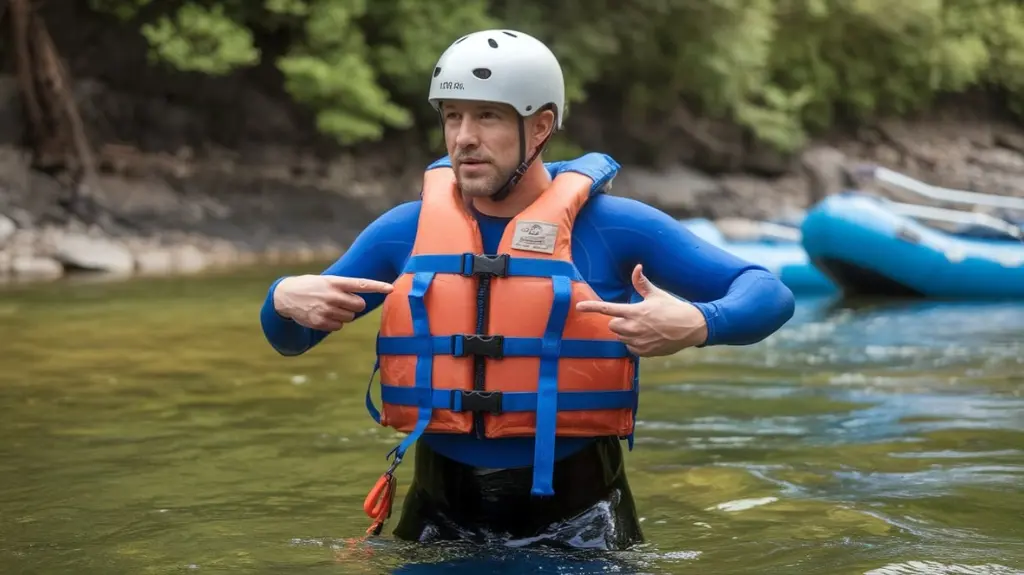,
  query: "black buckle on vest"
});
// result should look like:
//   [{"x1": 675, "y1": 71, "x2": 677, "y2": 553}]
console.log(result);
[
  {"x1": 452, "y1": 334, "x2": 505, "y2": 359},
  {"x1": 462, "y1": 253, "x2": 509, "y2": 277},
  {"x1": 453, "y1": 390, "x2": 504, "y2": 414}
]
